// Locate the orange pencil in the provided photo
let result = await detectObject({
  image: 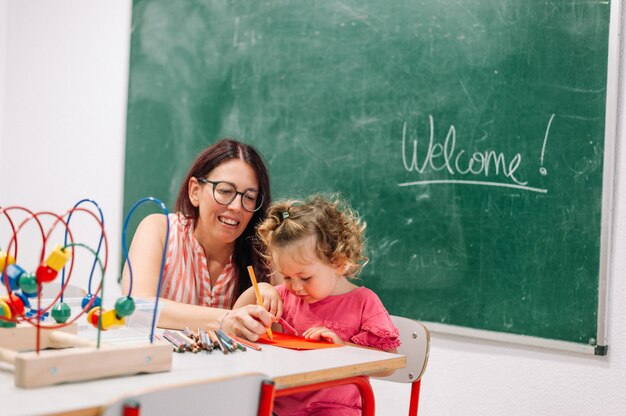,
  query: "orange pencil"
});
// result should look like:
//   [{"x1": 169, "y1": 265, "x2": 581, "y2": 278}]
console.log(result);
[
  {"x1": 228, "y1": 333, "x2": 263, "y2": 351},
  {"x1": 247, "y1": 265, "x2": 273, "y2": 340}
]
